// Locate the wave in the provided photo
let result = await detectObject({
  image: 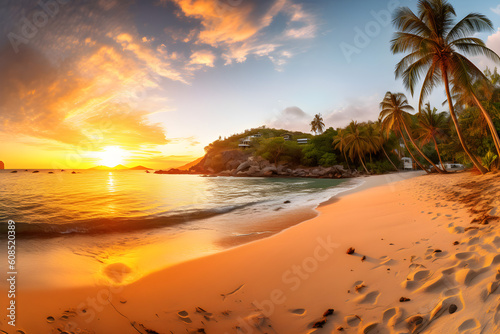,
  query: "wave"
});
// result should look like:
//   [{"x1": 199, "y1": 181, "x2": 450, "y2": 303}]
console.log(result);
[{"x1": 0, "y1": 202, "x2": 259, "y2": 238}]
